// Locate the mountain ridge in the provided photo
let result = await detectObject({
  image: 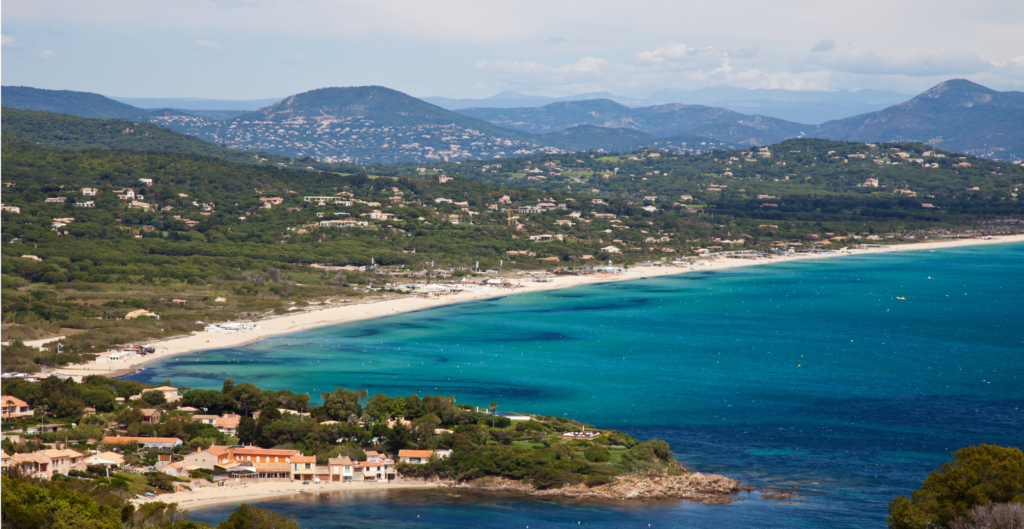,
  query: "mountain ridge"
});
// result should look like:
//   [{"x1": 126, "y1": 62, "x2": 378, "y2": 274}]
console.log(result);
[{"x1": 815, "y1": 79, "x2": 1024, "y2": 159}]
